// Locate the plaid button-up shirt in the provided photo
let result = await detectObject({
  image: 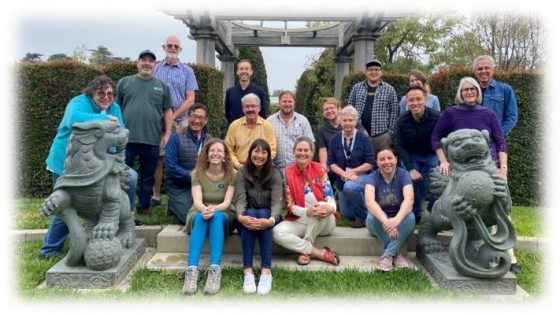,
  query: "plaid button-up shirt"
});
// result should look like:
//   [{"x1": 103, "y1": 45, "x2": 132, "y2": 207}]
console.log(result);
[{"x1": 348, "y1": 80, "x2": 398, "y2": 137}]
